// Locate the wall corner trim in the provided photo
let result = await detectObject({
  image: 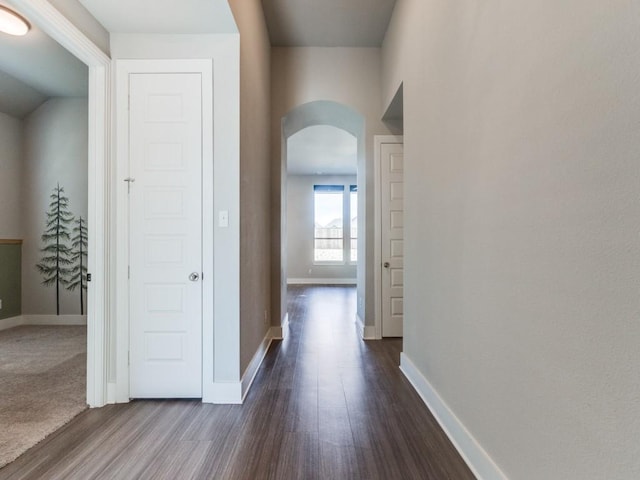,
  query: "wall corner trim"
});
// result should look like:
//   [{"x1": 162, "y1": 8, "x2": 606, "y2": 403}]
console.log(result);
[
  {"x1": 400, "y1": 353, "x2": 508, "y2": 480},
  {"x1": 270, "y1": 313, "x2": 289, "y2": 340},
  {"x1": 204, "y1": 382, "x2": 243, "y2": 404},
  {"x1": 356, "y1": 313, "x2": 376, "y2": 340},
  {"x1": 240, "y1": 330, "x2": 273, "y2": 401}
]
